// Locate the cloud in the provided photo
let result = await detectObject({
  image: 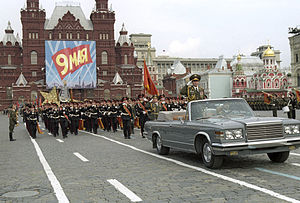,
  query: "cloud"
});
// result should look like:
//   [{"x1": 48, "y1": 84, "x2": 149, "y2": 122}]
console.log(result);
[{"x1": 166, "y1": 37, "x2": 202, "y2": 58}]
